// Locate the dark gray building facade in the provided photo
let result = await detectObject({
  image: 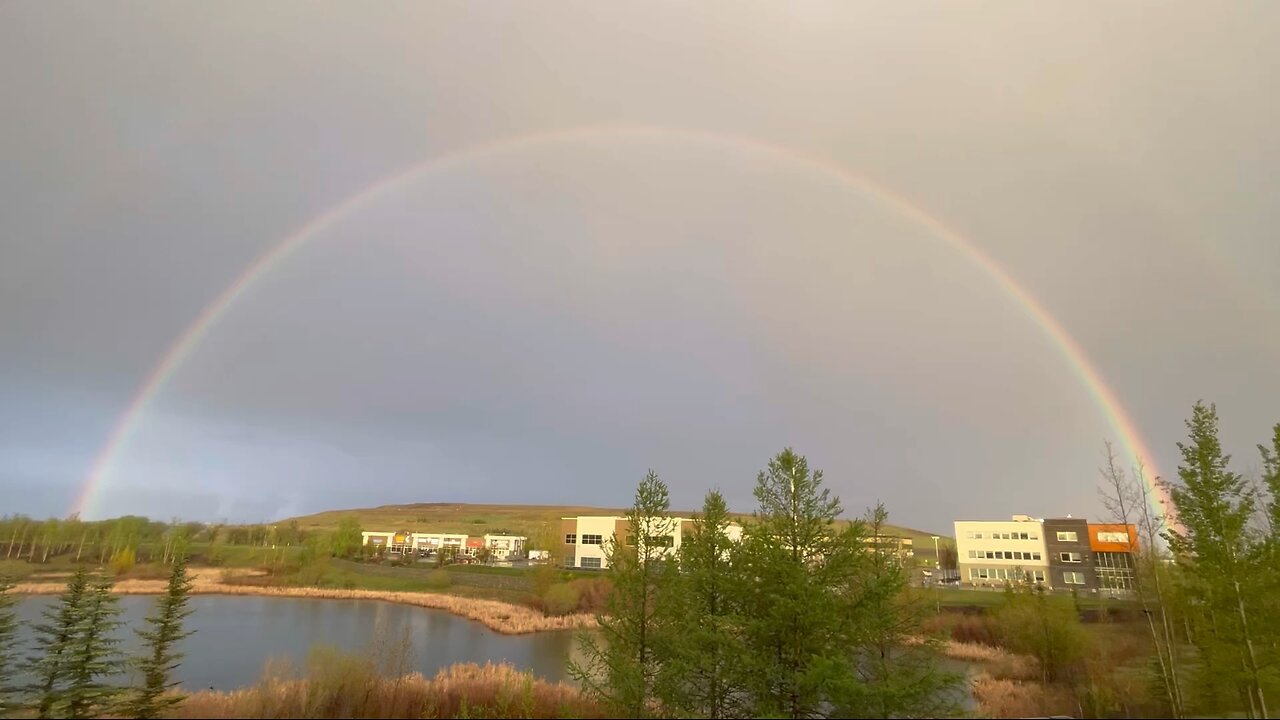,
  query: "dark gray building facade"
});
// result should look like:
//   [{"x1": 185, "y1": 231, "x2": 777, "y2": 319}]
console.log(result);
[{"x1": 1043, "y1": 517, "x2": 1097, "y2": 591}]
